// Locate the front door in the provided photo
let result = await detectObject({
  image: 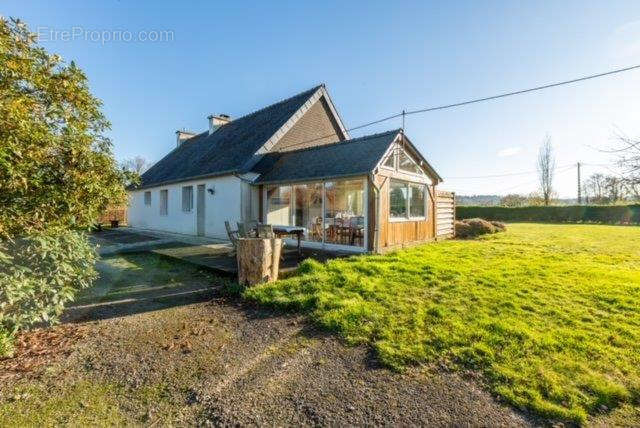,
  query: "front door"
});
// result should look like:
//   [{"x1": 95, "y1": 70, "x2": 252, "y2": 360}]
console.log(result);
[{"x1": 196, "y1": 184, "x2": 205, "y2": 236}]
